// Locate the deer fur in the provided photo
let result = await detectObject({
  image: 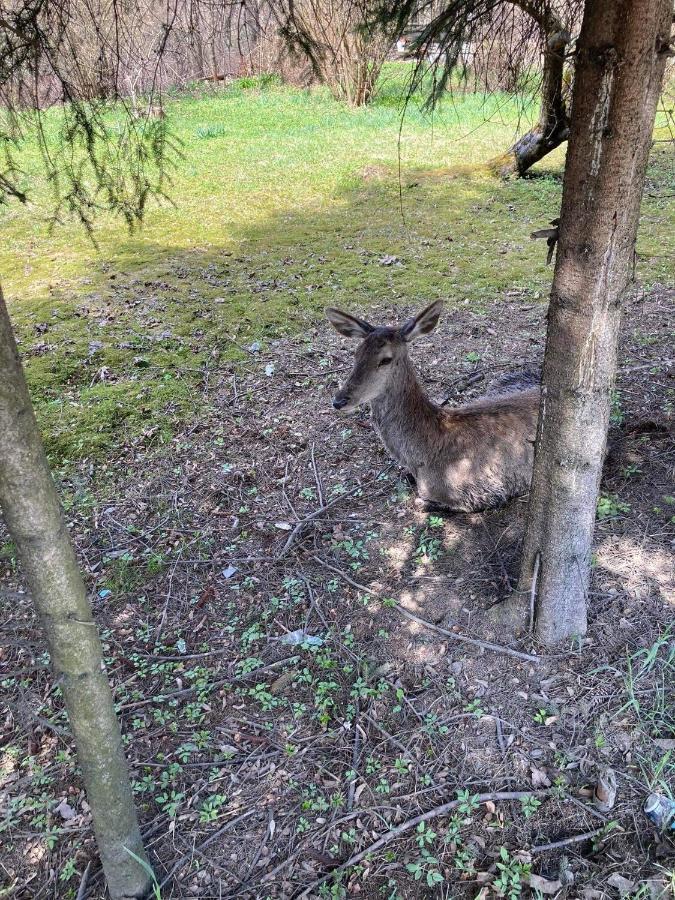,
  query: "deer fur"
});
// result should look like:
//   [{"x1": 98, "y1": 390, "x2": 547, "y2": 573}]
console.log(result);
[{"x1": 327, "y1": 300, "x2": 540, "y2": 512}]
